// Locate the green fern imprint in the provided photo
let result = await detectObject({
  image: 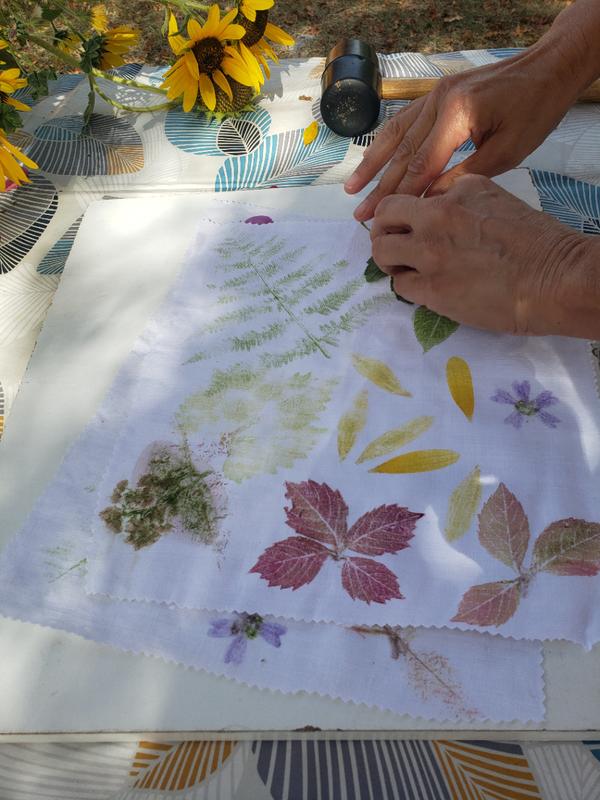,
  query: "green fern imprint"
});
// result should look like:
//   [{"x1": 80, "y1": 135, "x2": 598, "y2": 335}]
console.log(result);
[
  {"x1": 185, "y1": 231, "x2": 391, "y2": 367},
  {"x1": 176, "y1": 365, "x2": 338, "y2": 482}
]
